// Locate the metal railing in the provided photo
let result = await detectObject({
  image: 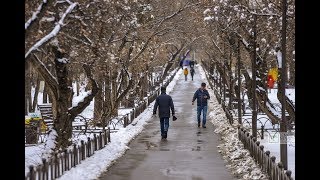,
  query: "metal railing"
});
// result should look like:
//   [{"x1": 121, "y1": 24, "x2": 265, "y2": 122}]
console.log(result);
[
  {"x1": 25, "y1": 128, "x2": 111, "y2": 180},
  {"x1": 201, "y1": 62, "x2": 294, "y2": 180},
  {"x1": 238, "y1": 126, "x2": 293, "y2": 180}
]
